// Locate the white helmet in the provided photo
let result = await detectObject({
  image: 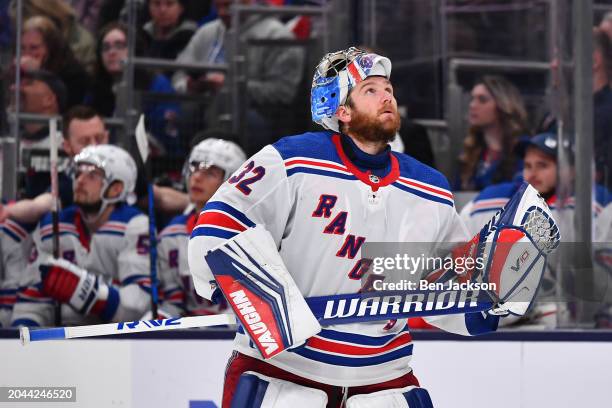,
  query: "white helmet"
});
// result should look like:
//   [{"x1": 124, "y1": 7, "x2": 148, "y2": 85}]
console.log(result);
[
  {"x1": 73, "y1": 144, "x2": 138, "y2": 206},
  {"x1": 184, "y1": 138, "x2": 246, "y2": 181},
  {"x1": 311, "y1": 47, "x2": 392, "y2": 132}
]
